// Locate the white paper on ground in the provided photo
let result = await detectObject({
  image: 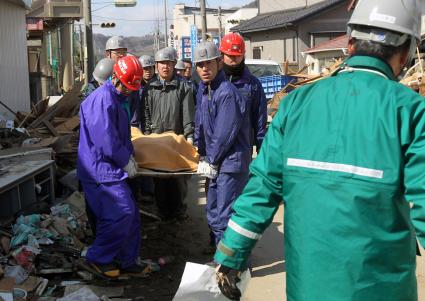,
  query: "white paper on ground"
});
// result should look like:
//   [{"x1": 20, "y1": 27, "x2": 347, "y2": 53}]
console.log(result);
[{"x1": 173, "y1": 262, "x2": 251, "y2": 301}]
